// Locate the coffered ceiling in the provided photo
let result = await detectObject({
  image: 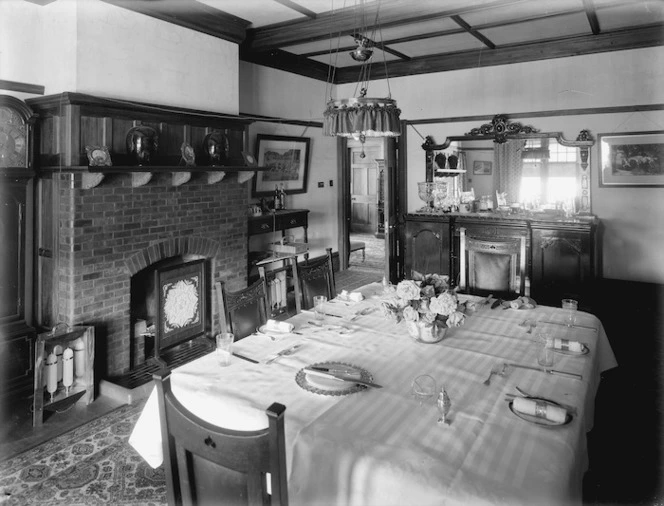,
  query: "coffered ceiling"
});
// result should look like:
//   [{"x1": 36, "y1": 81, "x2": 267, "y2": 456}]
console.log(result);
[{"x1": 101, "y1": 0, "x2": 664, "y2": 83}]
